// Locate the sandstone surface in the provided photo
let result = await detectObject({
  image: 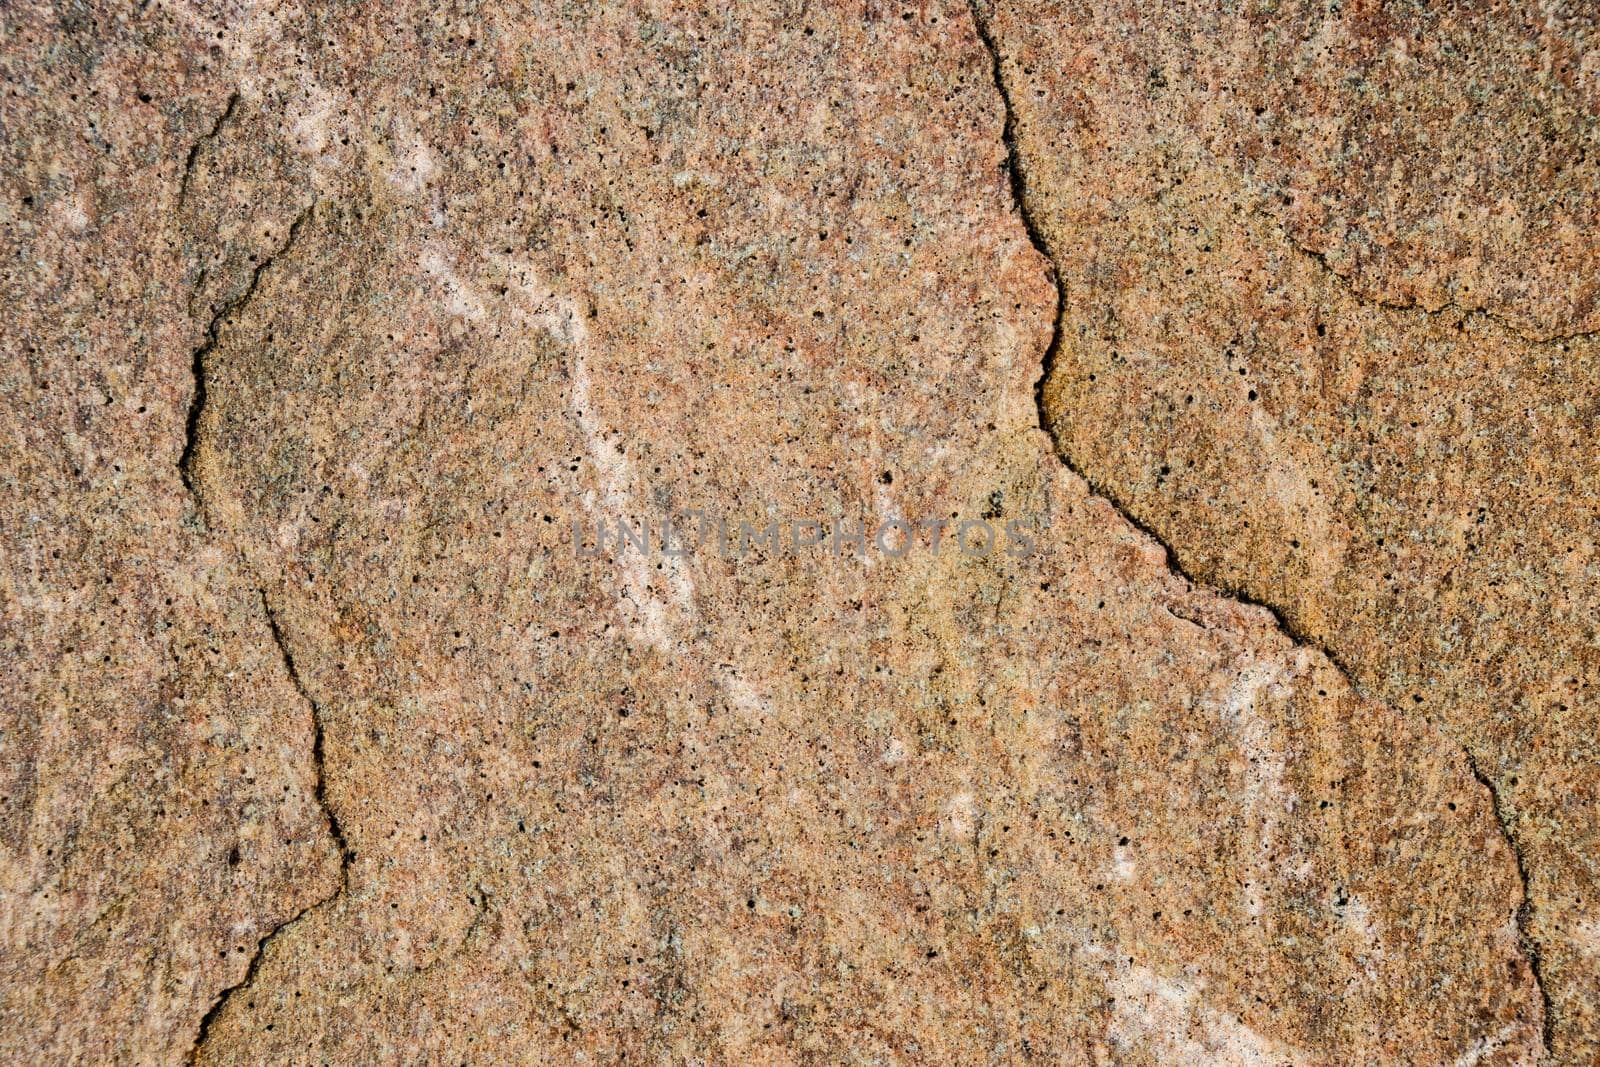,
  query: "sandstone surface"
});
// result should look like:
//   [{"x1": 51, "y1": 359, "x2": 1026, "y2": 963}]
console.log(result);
[{"x1": 1, "y1": 1, "x2": 1589, "y2": 1063}]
